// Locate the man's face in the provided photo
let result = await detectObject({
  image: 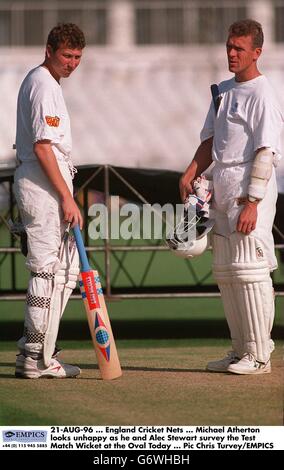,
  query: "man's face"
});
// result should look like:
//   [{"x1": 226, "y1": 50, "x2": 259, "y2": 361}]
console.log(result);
[
  {"x1": 46, "y1": 43, "x2": 83, "y2": 79},
  {"x1": 226, "y1": 35, "x2": 261, "y2": 78}
]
